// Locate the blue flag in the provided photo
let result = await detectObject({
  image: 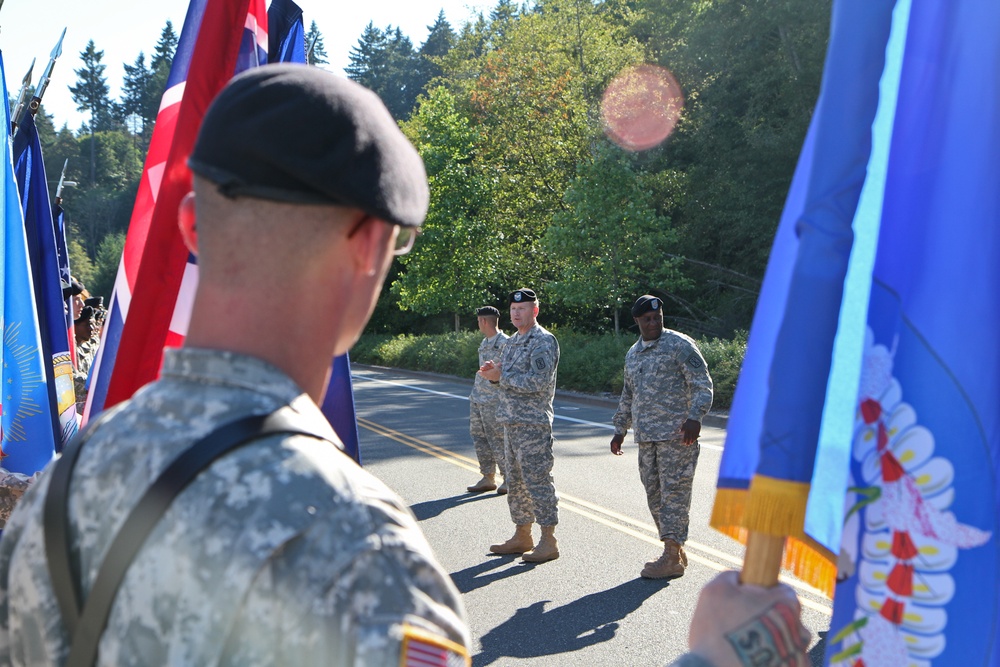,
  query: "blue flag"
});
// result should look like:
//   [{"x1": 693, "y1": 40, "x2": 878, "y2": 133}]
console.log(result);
[
  {"x1": 267, "y1": 0, "x2": 306, "y2": 64},
  {"x1": 826, "y1": 2, "x2": 997, "y2": 664},
  {"x1": 13, "y1": 113, "x2": 79, "y2": 449},
  {"x1": 263, "y1": 0, "x2": 362, "y2": 463},
  {"x1": 0, "y1": 53, "x2": 58, "y2": 474}
]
